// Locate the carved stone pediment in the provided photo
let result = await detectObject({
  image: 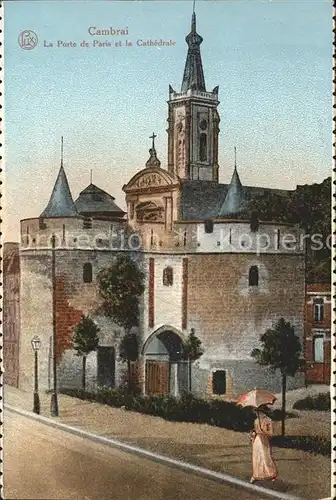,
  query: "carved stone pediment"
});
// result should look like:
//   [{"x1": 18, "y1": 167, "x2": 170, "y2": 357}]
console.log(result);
[
  {"x1": 135, "y1": 172, "x2": 164, "y2": 189},
  {"x1": 123, "y1": 168, "x2": 179, "y2": 193}
]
